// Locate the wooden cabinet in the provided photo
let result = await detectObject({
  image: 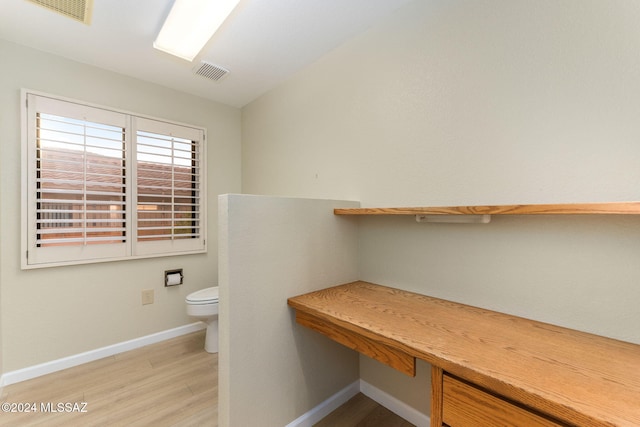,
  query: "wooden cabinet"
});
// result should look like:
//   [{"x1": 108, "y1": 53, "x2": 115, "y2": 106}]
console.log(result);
[
  {"x1": 436, "y1": 371, "x2": 566, "y2": 427},
  {"x1": 288, "y1": 281, "x2": 640, "y2": 427}
]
